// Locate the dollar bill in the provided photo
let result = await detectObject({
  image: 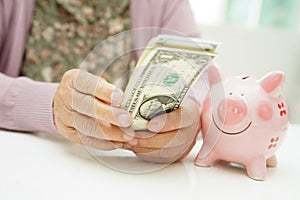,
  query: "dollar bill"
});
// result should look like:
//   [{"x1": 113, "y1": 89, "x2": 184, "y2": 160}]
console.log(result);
[{"x1": 121, "y1": 34, "x2": 220, "y2": 130}]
